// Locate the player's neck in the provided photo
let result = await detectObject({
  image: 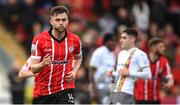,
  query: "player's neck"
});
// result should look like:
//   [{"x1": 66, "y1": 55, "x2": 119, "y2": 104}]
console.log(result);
[
  {"x1": 149, "y1": 52, "x2": 159, "y2": 63},
  {"x1": 52, "y1": 29, "x2": 65, "y2": 40},
  {"x1": 127, "y1": 45, "x2": 136, "y2": 50}
]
